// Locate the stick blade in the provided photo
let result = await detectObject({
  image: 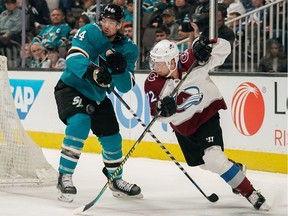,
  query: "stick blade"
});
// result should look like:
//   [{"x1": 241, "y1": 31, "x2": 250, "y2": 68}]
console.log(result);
[
  {"x1": 73, "y1": 206, "x2": 85, "y2": 215},
  {"x1": 208, "y1": 193, "x2": 219, "y2": 202}
]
